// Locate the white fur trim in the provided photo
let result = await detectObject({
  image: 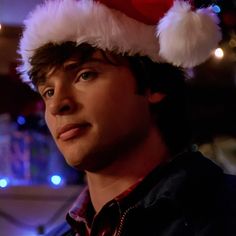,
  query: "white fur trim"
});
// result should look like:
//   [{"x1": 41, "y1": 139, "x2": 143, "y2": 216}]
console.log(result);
[
  {"x1": 157, "y1": 1, "x2": 222, "y2": 68},
  {"x1": 18, "y1": 0, "x2": 159, "y2": 83},
  {"x1": 18, "y1": 0, "x2": 222, "y2": 84}
]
